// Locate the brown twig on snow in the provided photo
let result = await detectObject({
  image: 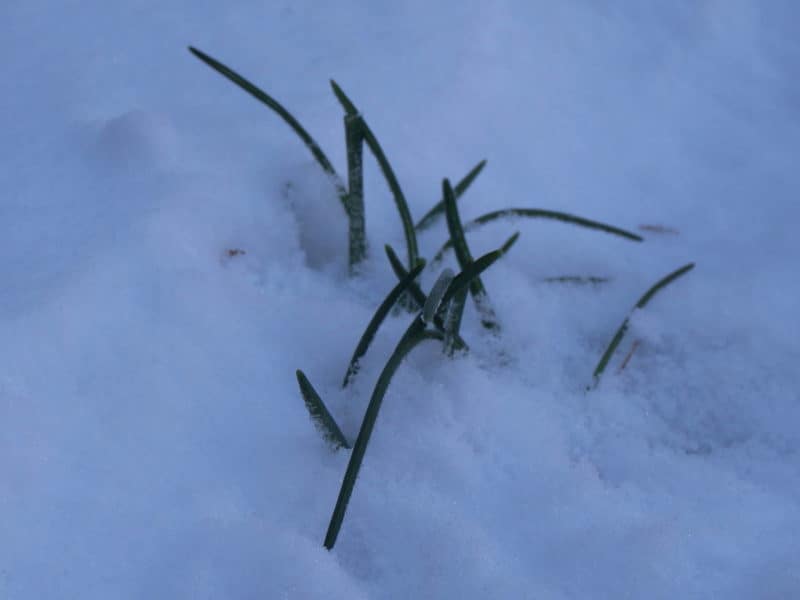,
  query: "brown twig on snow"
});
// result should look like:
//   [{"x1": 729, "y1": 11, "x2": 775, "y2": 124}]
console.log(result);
[{"x1": 617, "y1": 339, "x2": 641, "y2": 374}]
